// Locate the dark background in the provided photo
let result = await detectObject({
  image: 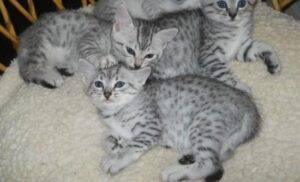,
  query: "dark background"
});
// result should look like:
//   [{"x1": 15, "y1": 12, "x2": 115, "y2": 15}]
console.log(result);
[{"x1": 0, "y1": 0, "x2": 85, "y2": 74}]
